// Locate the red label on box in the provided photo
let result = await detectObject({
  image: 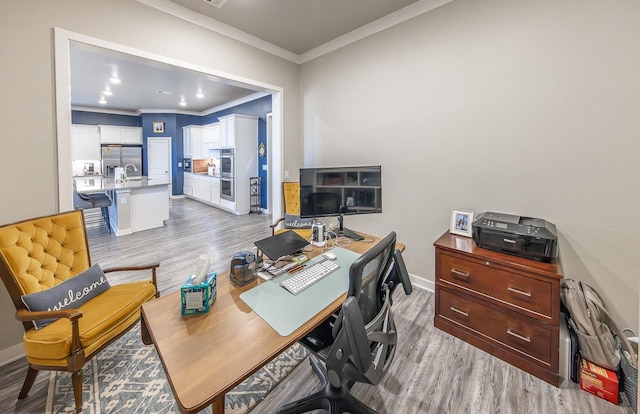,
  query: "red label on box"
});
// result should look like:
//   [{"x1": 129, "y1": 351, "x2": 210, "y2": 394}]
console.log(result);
[{"x1": 579, "y1": 357, "x2": 619, "y2": 405}]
